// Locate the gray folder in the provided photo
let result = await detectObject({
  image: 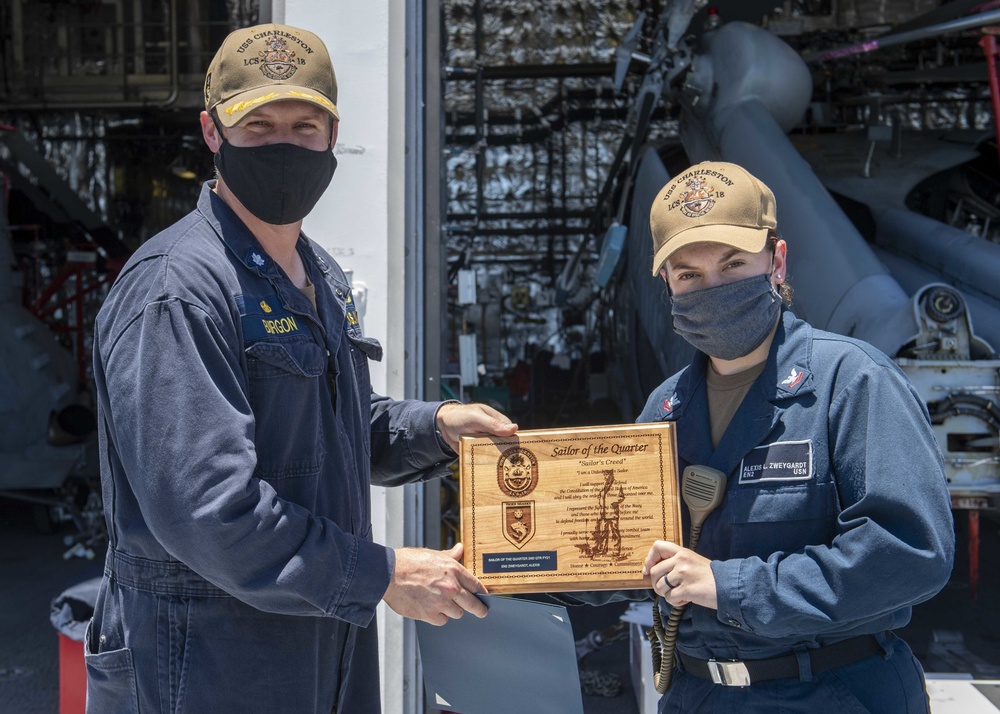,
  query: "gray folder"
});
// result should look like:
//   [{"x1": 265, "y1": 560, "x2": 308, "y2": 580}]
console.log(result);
[{"x1": 416, "y1": 595, "x2": 584, "y2": 714}]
